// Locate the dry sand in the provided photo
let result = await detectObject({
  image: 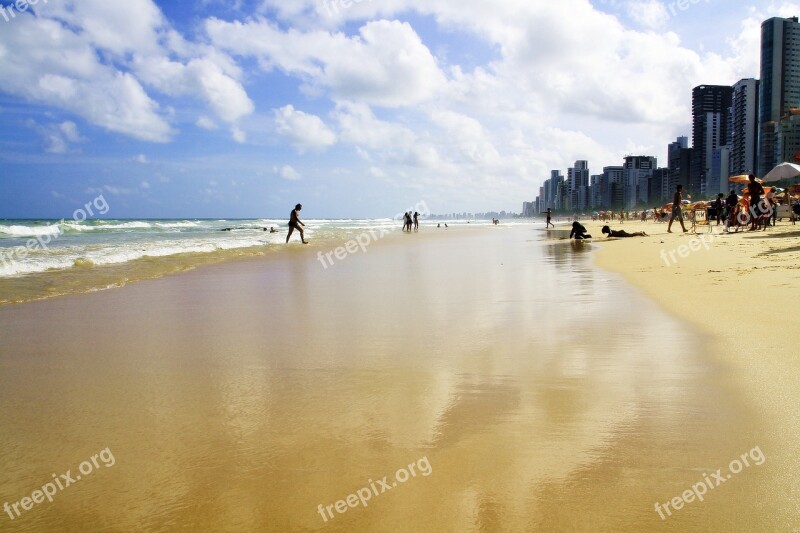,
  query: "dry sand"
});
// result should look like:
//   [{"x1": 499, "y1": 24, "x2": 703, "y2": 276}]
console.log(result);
[{"x1": 592, "y1": 219, "x2": 800, "y2": 525}]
